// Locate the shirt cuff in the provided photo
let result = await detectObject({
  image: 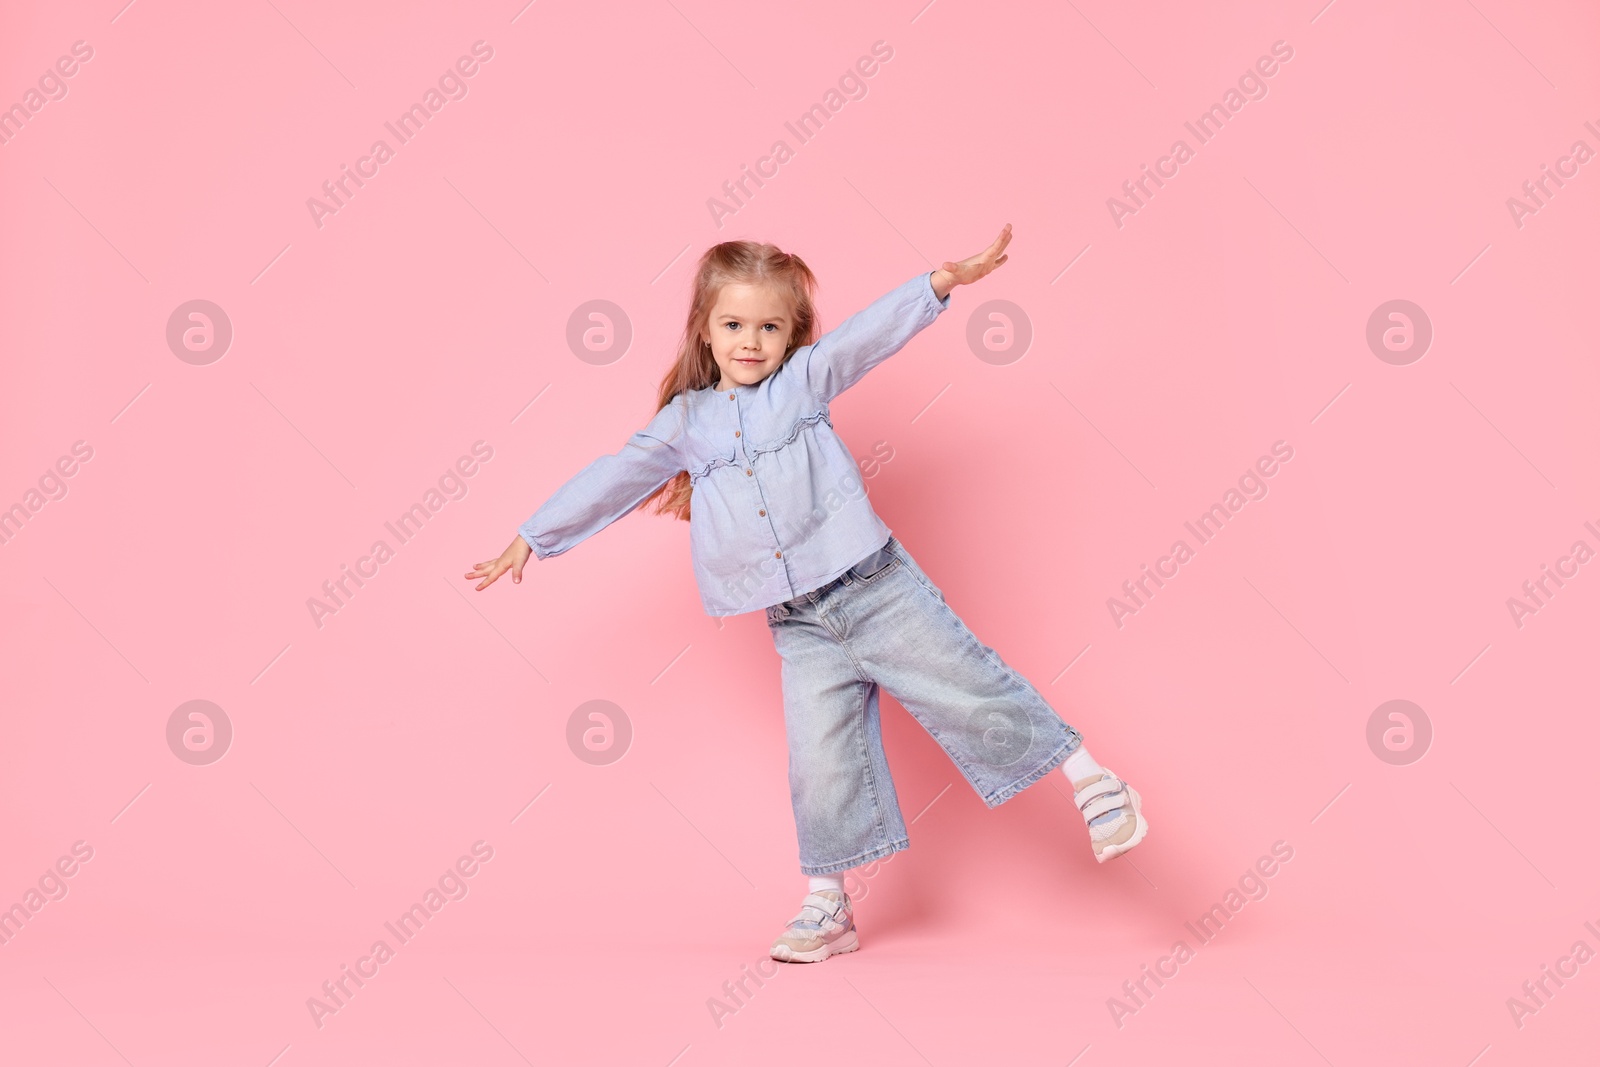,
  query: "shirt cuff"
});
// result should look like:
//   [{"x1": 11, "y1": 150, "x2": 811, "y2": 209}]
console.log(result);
[{"x1": 519, "y1": 528, "x2": 553, "y2": 560}]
